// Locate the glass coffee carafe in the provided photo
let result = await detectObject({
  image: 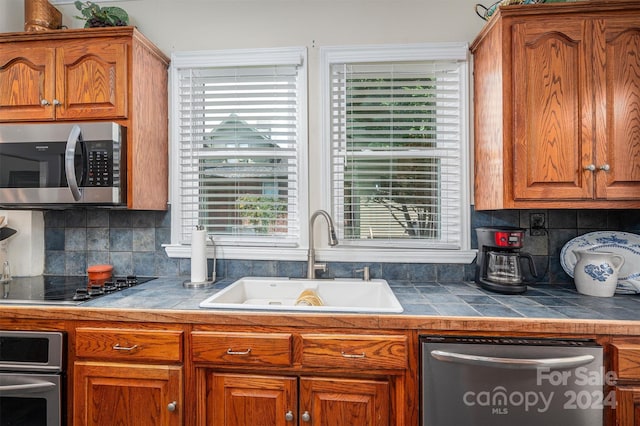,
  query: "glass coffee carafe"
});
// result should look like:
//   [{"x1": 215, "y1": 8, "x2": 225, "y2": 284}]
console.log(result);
[{"x1": 486, "y1": 252, "x2": 523, "y2": 284}]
